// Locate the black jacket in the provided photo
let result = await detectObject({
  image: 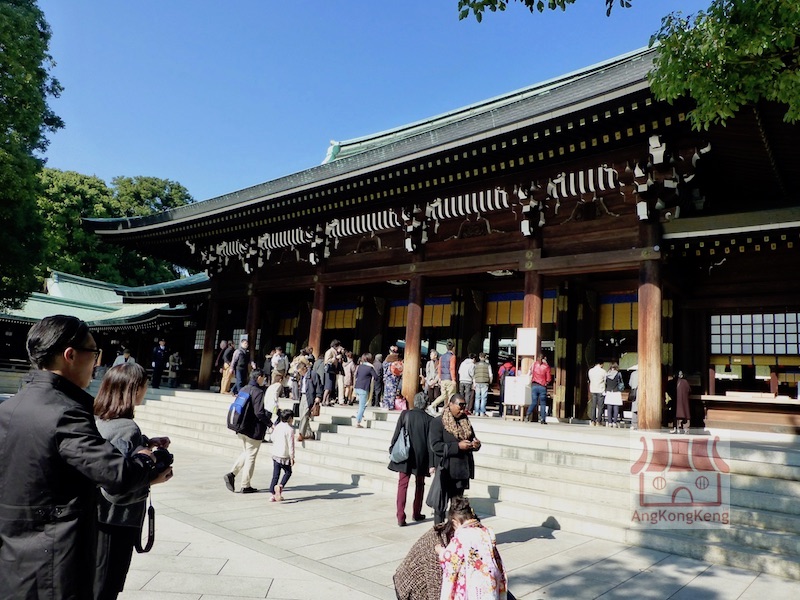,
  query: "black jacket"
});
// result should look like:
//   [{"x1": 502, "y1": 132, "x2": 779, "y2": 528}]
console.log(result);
[
  {"x1": 299, "y1": 369, "x2": 323, "y2": 408},
  {"x1": 238, "y1": 383, "x2": 272, "y2": 440},
  {"x1": 428, "y1": 415, "x2": 477, "y2": 482},
  {"x1": 0, "y1": 371, "x2": 152, "y2": 599},
  {"x1": 388, "y1": 408, "x2": 434, "y2": 476}
]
